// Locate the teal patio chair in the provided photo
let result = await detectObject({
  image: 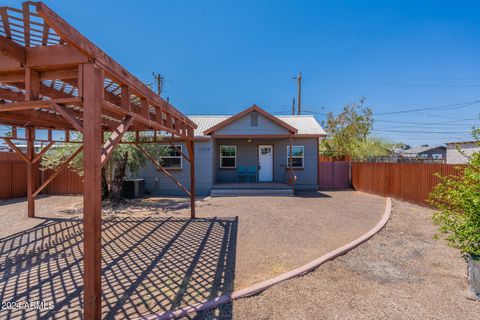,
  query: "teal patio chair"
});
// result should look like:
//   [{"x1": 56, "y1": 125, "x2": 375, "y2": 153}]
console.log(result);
[
  {"x1": 247, "y1": 166, "x2": 257, "y2": 183},
  {"x1": 236, "y1": 165, "x2": 247, "y2": 182}
]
